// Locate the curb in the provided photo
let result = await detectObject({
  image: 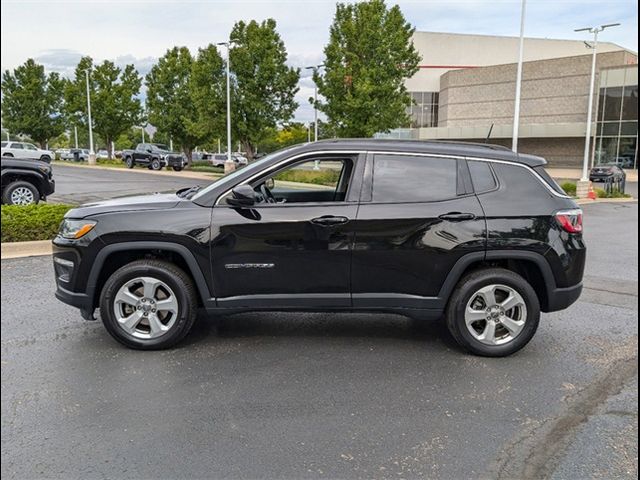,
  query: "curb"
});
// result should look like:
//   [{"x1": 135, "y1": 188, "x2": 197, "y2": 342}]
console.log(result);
[
  {"x1": 52, "y1": 162, "x2": 223, "y2": 181},
  {"x1": 576, "y1": 198, "x2": 638, "y2": 205},
  {"x1": 1, "y1": 240, "x2": 52, "y2": 260}
]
